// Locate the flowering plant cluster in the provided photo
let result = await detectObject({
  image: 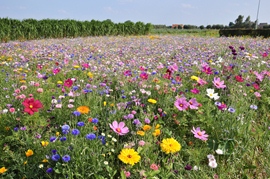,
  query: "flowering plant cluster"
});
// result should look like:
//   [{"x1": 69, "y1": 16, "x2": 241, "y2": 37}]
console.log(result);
[{"x1": 0, "y1": 35, "x2": 269, "y2": 178}]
